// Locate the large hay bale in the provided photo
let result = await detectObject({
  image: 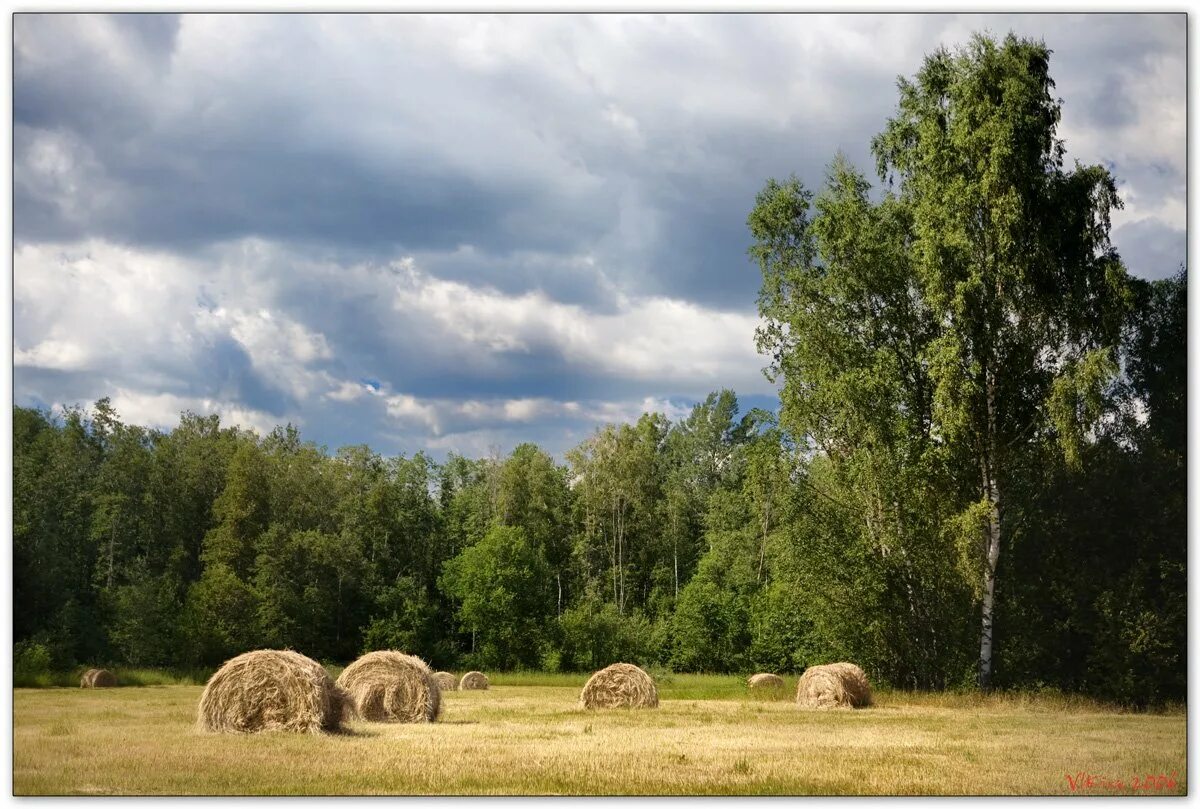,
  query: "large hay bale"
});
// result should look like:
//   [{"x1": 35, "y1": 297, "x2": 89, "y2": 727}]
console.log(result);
[
  {"x1": 580, "y1": 663, "x2": 658, "y2": 709},
  {"x1": 748, "y1": 672, "x2": 784, "y2": 689},
  {"x1": 433, "y1": 671, "x2": 458, "y2": 692},
  {"x1": 459, "y1": 671, "x2": 489, "y2": 691},
  {"x1": 80, "y1": 668, "x2": 117, "y2": 688},
  {"x1": 795, "y1": 662, "x2": 872, "y2": 709},
  {"x1": 336, "y1": 651, "x2": 440, "y2": 723},
  {"x1": 197, "y1": 649, "x2": 345, "y2": 734}
]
